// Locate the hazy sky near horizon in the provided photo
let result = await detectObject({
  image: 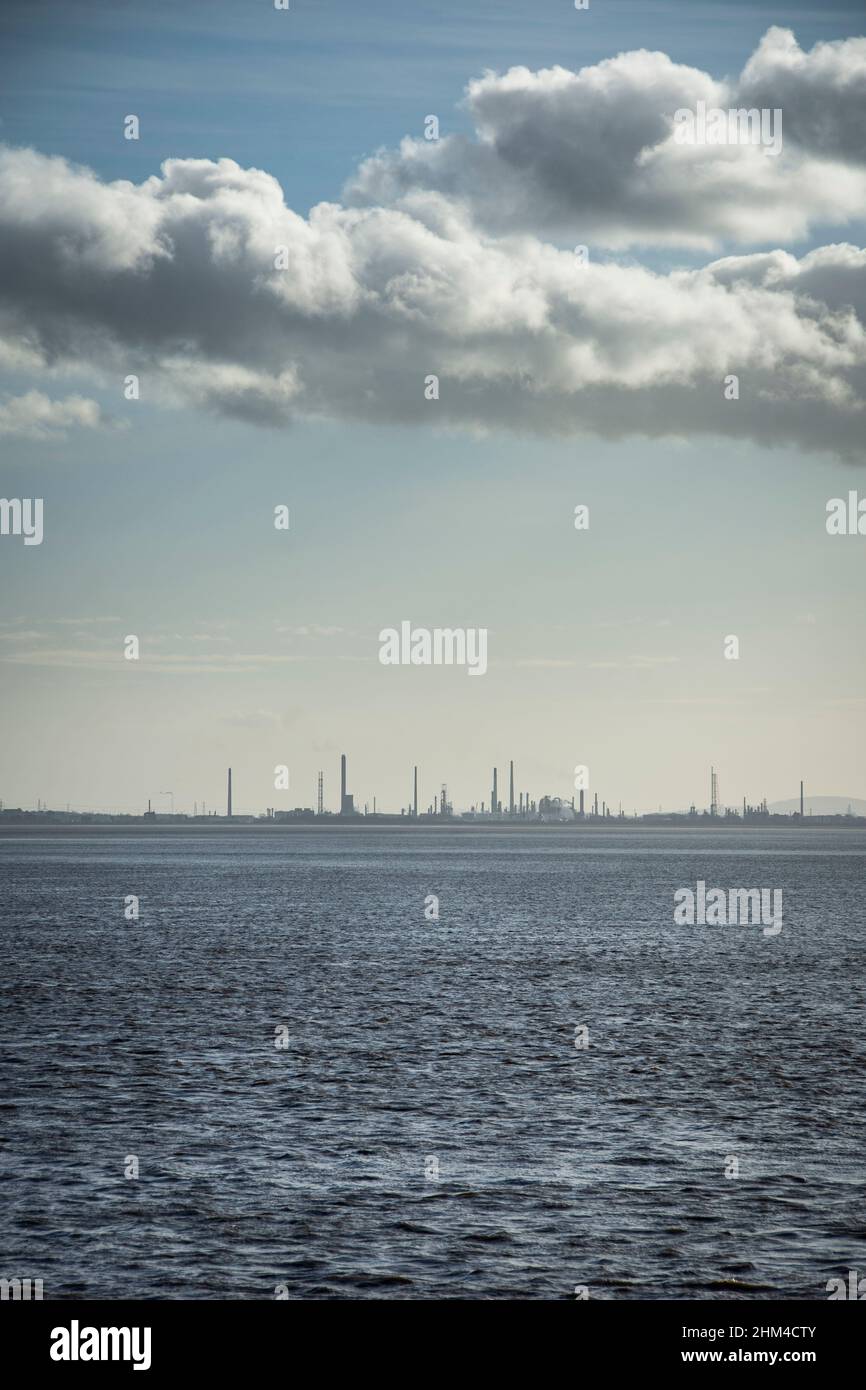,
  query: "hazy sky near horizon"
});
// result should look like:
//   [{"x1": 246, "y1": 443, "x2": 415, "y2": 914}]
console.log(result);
[{"x1": 1, "y1": 0, "x2": 864, "y2": 815}]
